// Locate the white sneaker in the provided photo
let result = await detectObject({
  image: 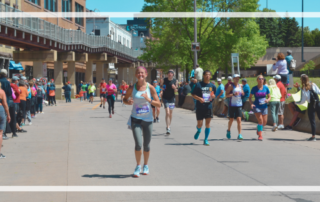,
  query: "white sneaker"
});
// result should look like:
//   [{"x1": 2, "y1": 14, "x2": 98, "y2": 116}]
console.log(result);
[
  {"x1": 41, "y1": 112, "x2": 44, "y2": 114},
  {"x1": 277, "y1": 125, "x2": 284, "y2": 130},
  {"x1": 28, "y1": 122, "x2": 32, "y2": 126},
  {"x1": 272, "y1": 125, "x2": 278, "y2": 132}
]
